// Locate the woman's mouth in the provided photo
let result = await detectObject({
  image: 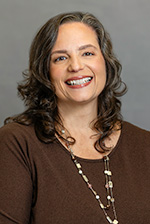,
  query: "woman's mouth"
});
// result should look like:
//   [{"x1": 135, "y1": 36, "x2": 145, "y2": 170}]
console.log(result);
[{"x1": 65, "y1": 77, "x2": 93, "y2": 88}]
